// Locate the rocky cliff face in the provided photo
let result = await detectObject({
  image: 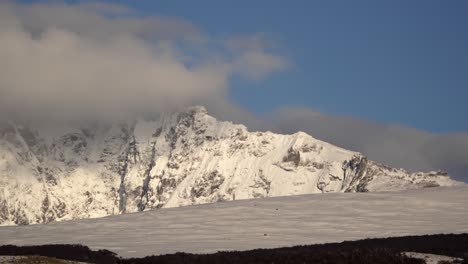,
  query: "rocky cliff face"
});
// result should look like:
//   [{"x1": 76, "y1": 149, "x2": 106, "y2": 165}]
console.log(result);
[{"x1": 0, "y1": 106, "x2": 461, "y2": 225}]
